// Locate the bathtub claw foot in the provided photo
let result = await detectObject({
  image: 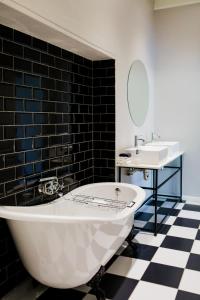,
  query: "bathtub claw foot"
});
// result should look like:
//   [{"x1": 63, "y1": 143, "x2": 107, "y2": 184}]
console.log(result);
[
  {"x1": 126, "y1": 226, "x2": 135, "y2": 244},
  {"x1": 126, "y1": 226, "x2": 138, "y2": 251},
  {"x1": 94, "y1": 287, "x2": 106, "y2": 300},
  {"x1": 87, "y1": 266, "x2": 106, "y2": 300}
]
